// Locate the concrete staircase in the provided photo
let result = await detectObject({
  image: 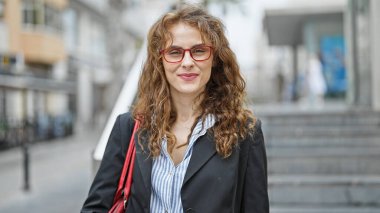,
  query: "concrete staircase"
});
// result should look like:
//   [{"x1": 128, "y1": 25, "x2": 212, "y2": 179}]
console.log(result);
[{"x1": 256, "y1": 107, "x2": 380, "y2": 213}]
